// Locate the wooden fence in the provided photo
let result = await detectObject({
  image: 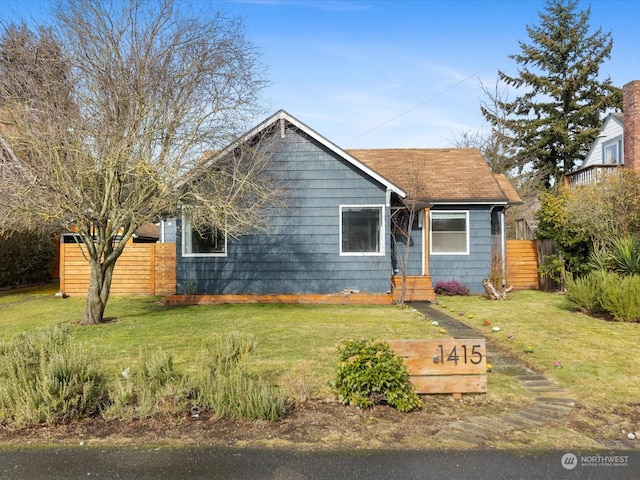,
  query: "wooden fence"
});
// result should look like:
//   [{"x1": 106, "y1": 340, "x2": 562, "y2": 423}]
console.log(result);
[
  {"x1": 59, "y1": 242, "x2": 176, "y2": 297},
  {"x1": 506, "y1": 239, "x2": 539, "y2": 290}
]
